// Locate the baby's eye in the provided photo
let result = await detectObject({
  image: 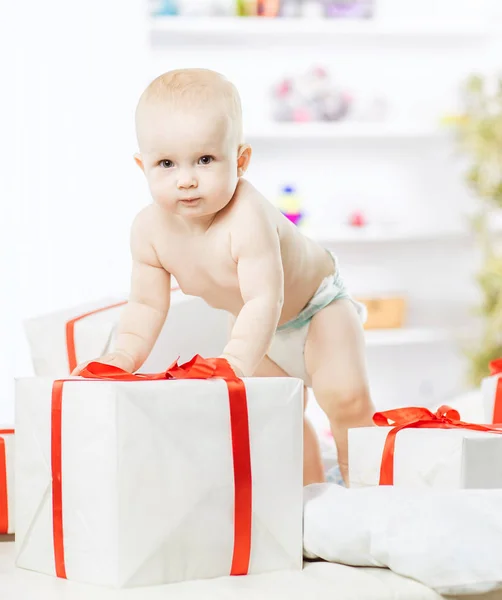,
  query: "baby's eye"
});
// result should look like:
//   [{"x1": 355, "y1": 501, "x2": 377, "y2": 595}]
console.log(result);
[
  {"x1": 198, "y1": 155, "x2": 214, "y2": 165},
  {"x1": 159, "y1": 159, "x2": 174, "y2": 169}
]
